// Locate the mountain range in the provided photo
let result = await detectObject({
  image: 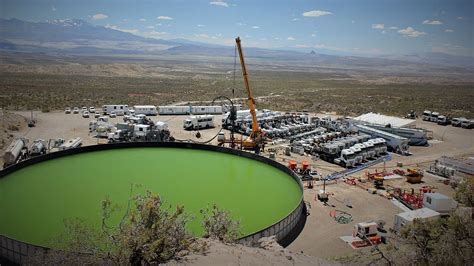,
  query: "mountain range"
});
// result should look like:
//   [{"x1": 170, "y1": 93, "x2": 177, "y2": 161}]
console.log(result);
[{"x1": 0, "y1": 18, "x2": 472, "y2": 69}]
